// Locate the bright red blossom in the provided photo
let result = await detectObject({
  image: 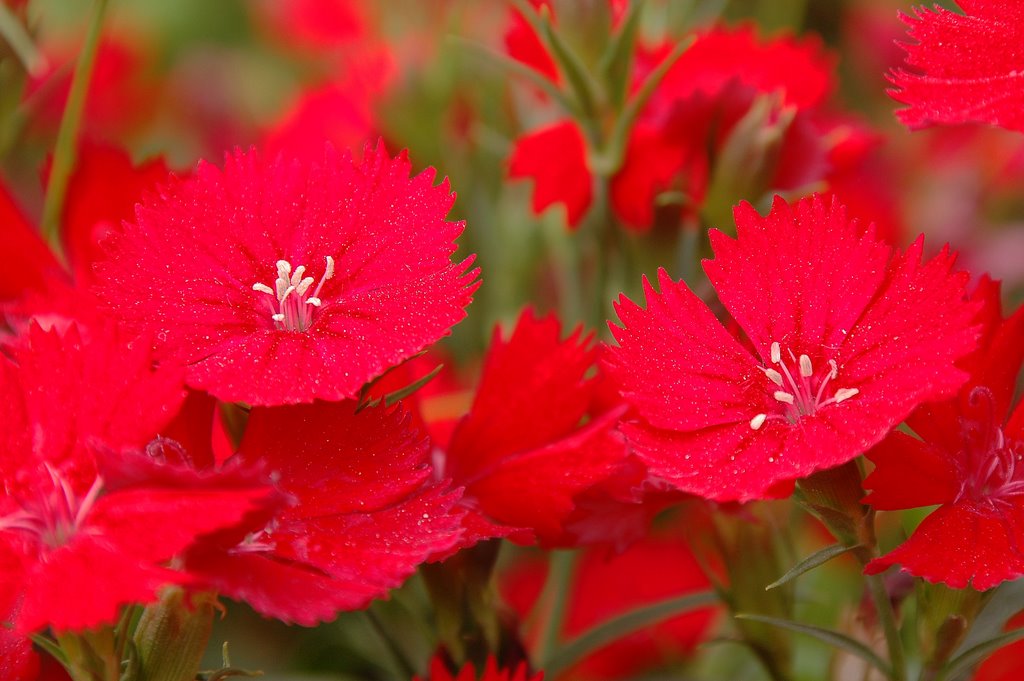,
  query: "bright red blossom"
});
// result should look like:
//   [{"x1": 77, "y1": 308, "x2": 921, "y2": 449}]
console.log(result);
[
  {"x1": 606, "y1": 195, "x2": 979, "y2": 502},
  {"x1": 419, "y1": 657, "x2": 542, "y2": 681},
  {"x1": 864, "y1": 279, "x2": 1024, "y2": 590},
  {"x1": 185, "y1": 400, "x2": 464, "y2": 625},
  {"x1": 435, "y1": 309, "x2": 631, "y2": 551},
  {"x1": 889, "y1": 1, "x2": 1024, "y2": 132},
  {"x1": 96, "y1": 143, "x2": 478, "y2": 406}
]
